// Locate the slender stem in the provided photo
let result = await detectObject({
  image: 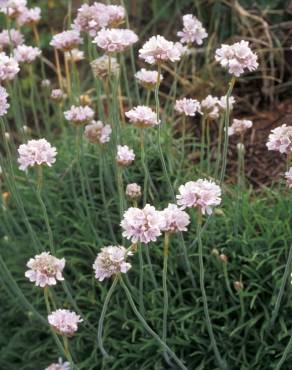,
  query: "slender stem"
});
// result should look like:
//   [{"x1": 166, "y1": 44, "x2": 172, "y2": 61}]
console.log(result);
[
  {"x1": 215, "y1": 115, "x2": 225, "y2": 178},
  {"x1": 200, "y1": 115, "x2": 206, "y2": 173},
  {"x1": 138, "y1": 243, "x2": 145, "y2": 315},
  {"x1": 197, "y1": 213, "x2": 227, "y2": 370},
  {"x1": 97, "y1": 276, "x2": 119, "y2": 358},
  {"x1": 140, "y1": 128, "x2": 148, "y2": 206},
  {"x1": 275, "y1": 335, "x2": 292, "y2": 370},
  {"x1": 162, "y1": 232, "x2": 171, "y2": 365},
  {"x1": 120, "y1": 276, "x2": 188, "y2": 370}
]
